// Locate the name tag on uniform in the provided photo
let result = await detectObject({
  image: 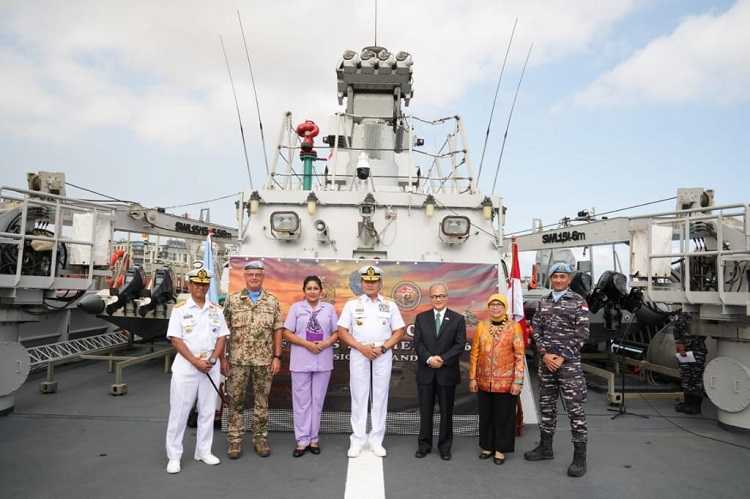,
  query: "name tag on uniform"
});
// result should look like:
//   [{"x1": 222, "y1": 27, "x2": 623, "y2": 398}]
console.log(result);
[
  {"x1": 378, "y1": 303, "x2": 389, "y2": 313},
  {"x1": 353, "y1": 302, "x2": 364, "y2": 326}
]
